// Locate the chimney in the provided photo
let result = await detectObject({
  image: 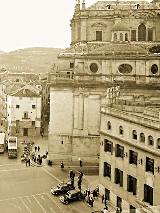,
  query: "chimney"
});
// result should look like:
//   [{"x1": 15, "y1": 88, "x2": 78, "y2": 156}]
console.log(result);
[{"x1": 82, "y1": 0, "x2": 86, "y2": 10}]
